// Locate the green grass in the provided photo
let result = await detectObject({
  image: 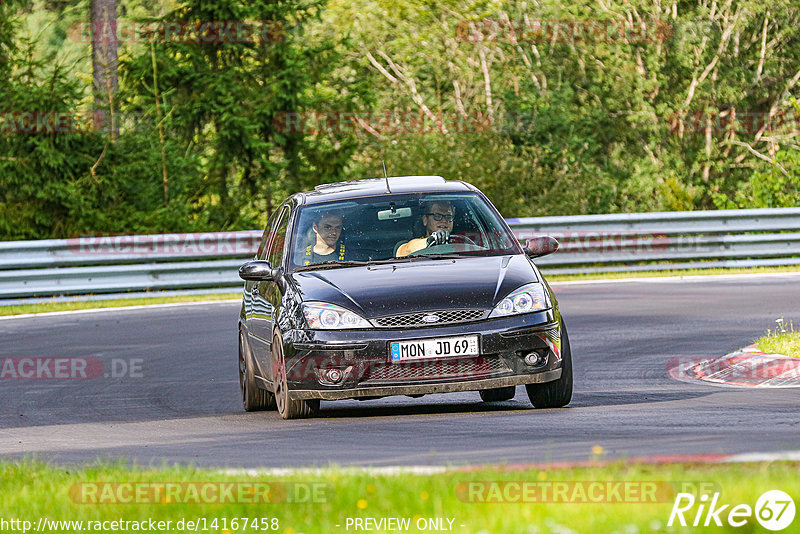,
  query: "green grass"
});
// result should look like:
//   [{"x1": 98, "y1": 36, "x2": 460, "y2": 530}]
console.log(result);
[
  {"x1": 758, "y1": 330, "x2": 800, "y2": 358},
  {"x1": 1, "y1": 460, "x2": 798, "y2": 533},
  {"x1": 0, "y1": 293, "x2": 240, "y2": 317},
  {"x1": 546, "y1": 264, "x2": 800, "y2": 282},
  {"x1": 1, "y1": 265, "x2": 798, "y2": 318}
]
